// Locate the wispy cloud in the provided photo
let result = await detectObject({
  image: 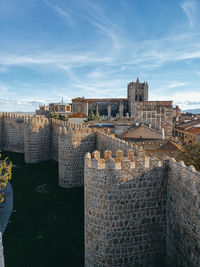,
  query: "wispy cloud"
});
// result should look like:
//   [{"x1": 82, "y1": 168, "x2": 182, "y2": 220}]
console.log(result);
[
  {"x1": 43, "y1": 0, "x2": 74, "y2": 26},
  {"x1": 1, "y1": 0, "x2": 200, "y2": 112},
  {"x1": 168, "y1": 82, "x2": 186, "y2": 89},
  {"x1": 181, "y1": 0, "x2": 198, "y2": 28},
  {"x1": 151, "y1": 91, "x2": 200, "y2": 110}
]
